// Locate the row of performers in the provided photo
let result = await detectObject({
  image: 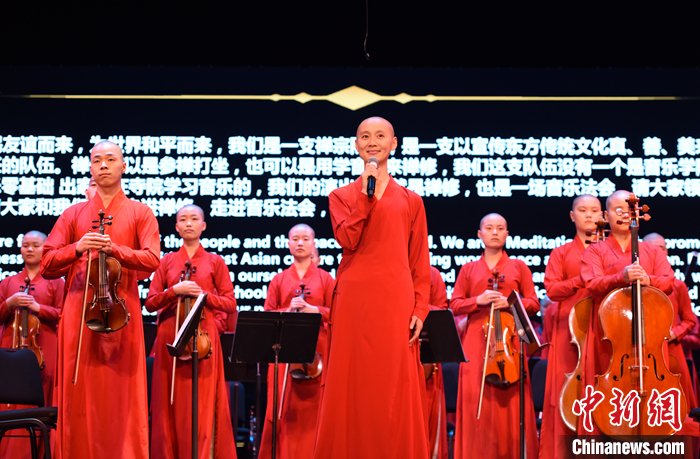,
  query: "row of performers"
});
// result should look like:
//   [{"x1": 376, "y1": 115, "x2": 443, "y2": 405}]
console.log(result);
[{"x1": 2, "y1": 127, "x2": 700, "y2": 459}]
